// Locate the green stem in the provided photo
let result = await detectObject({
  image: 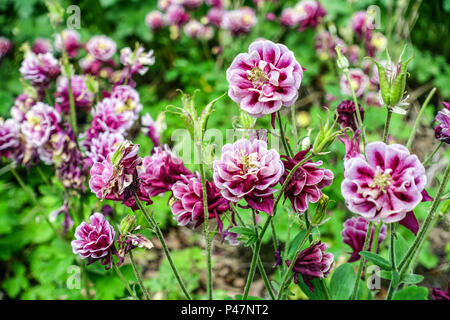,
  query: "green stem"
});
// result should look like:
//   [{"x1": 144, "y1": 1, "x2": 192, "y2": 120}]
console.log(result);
[
  {"x1": 277, "y1": 111, "x2": 294, "y2": 158},
  {"x1": 276, "y1": 225, "x2": 313, "y2": 299},
  {"x1": 406, "y1": 88, "x2": 436, "y2": 150},
  {"x1": 134, "y1": 196, "x2": 192, "y2": 300},
  {"x1": 129, "y1": 251, "x2": 151, "y2": 300},
  {"x1": 350, "y1": 221, "x2": 374, "y2": 300},
  {"x1": 382, "y1": 107, "x2": 393, "y2": 143},
  {"x1": 318, "y1": 277, "x2": 331, "y2": 300},
  {"x1": 291, "y1": 104, "x2": 298, "y2": 151},
  {"x1": 423, "y1": 142, "x2": 443, "y2": 167},
  {"x1": 370, "y1": 222, "x2": 383, "y2": 253},
  {"x1": 269, "y1": 217, "x2": 279, "y2": 251},
  {"x1": 81, "y1": 261, "x2": 91, "y2": 300},
  {"x1": 113, "y1": 263, "x2": 137, "y2": 299},
  {"x1": 344, "y1": 70, "x2": 367, "y2": 146}
]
